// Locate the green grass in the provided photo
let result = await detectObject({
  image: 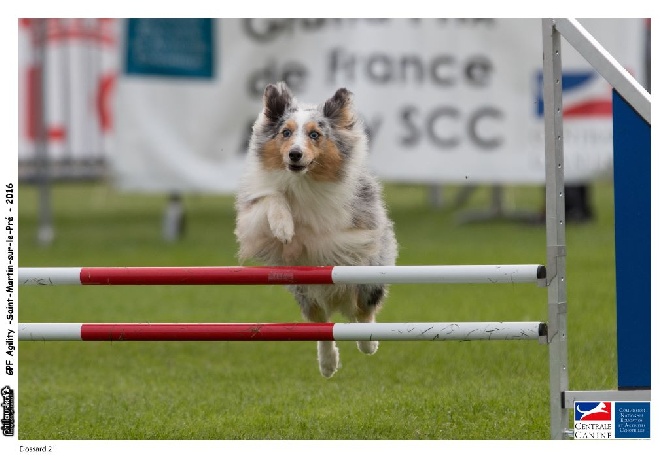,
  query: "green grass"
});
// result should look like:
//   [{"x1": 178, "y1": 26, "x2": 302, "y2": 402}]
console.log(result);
[{"x1": 17, "y1": 181, "x2": 618, "y2": 439}]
